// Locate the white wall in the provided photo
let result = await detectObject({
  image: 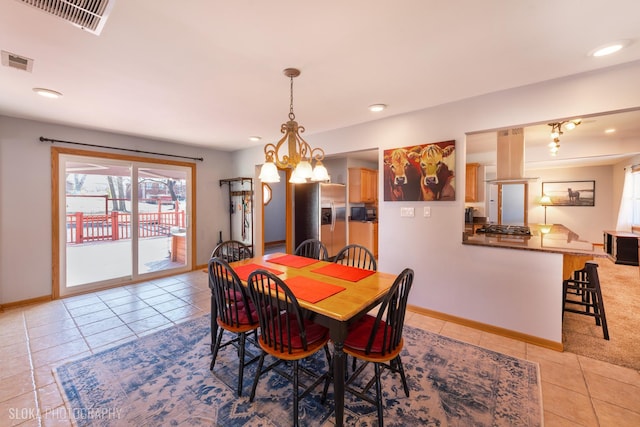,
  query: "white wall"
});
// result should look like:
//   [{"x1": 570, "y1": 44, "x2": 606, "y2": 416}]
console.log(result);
[
  {"x1": 0, "y1": 117, "x2": 233, "y2": 304},
  {"x1": 231, "y1": 60, "x2": 640, "y2": 343}
]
